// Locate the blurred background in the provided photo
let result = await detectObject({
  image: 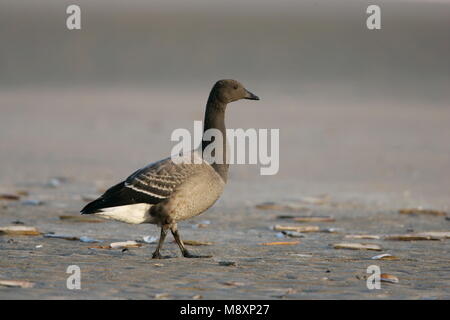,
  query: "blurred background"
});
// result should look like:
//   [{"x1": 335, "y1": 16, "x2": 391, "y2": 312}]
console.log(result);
[{"x1": 0, "y1": 0, "x2": 449, "y2": 206}]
